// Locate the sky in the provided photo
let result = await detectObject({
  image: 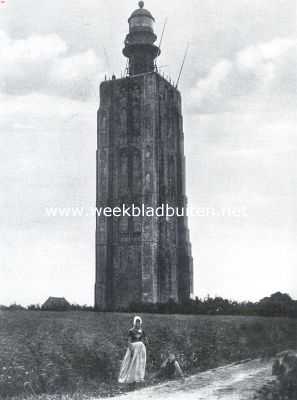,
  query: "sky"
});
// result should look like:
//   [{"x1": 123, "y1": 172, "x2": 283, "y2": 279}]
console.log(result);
[{"x1": 0, "y1": 0, "x2": 296, "y2": 306}]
